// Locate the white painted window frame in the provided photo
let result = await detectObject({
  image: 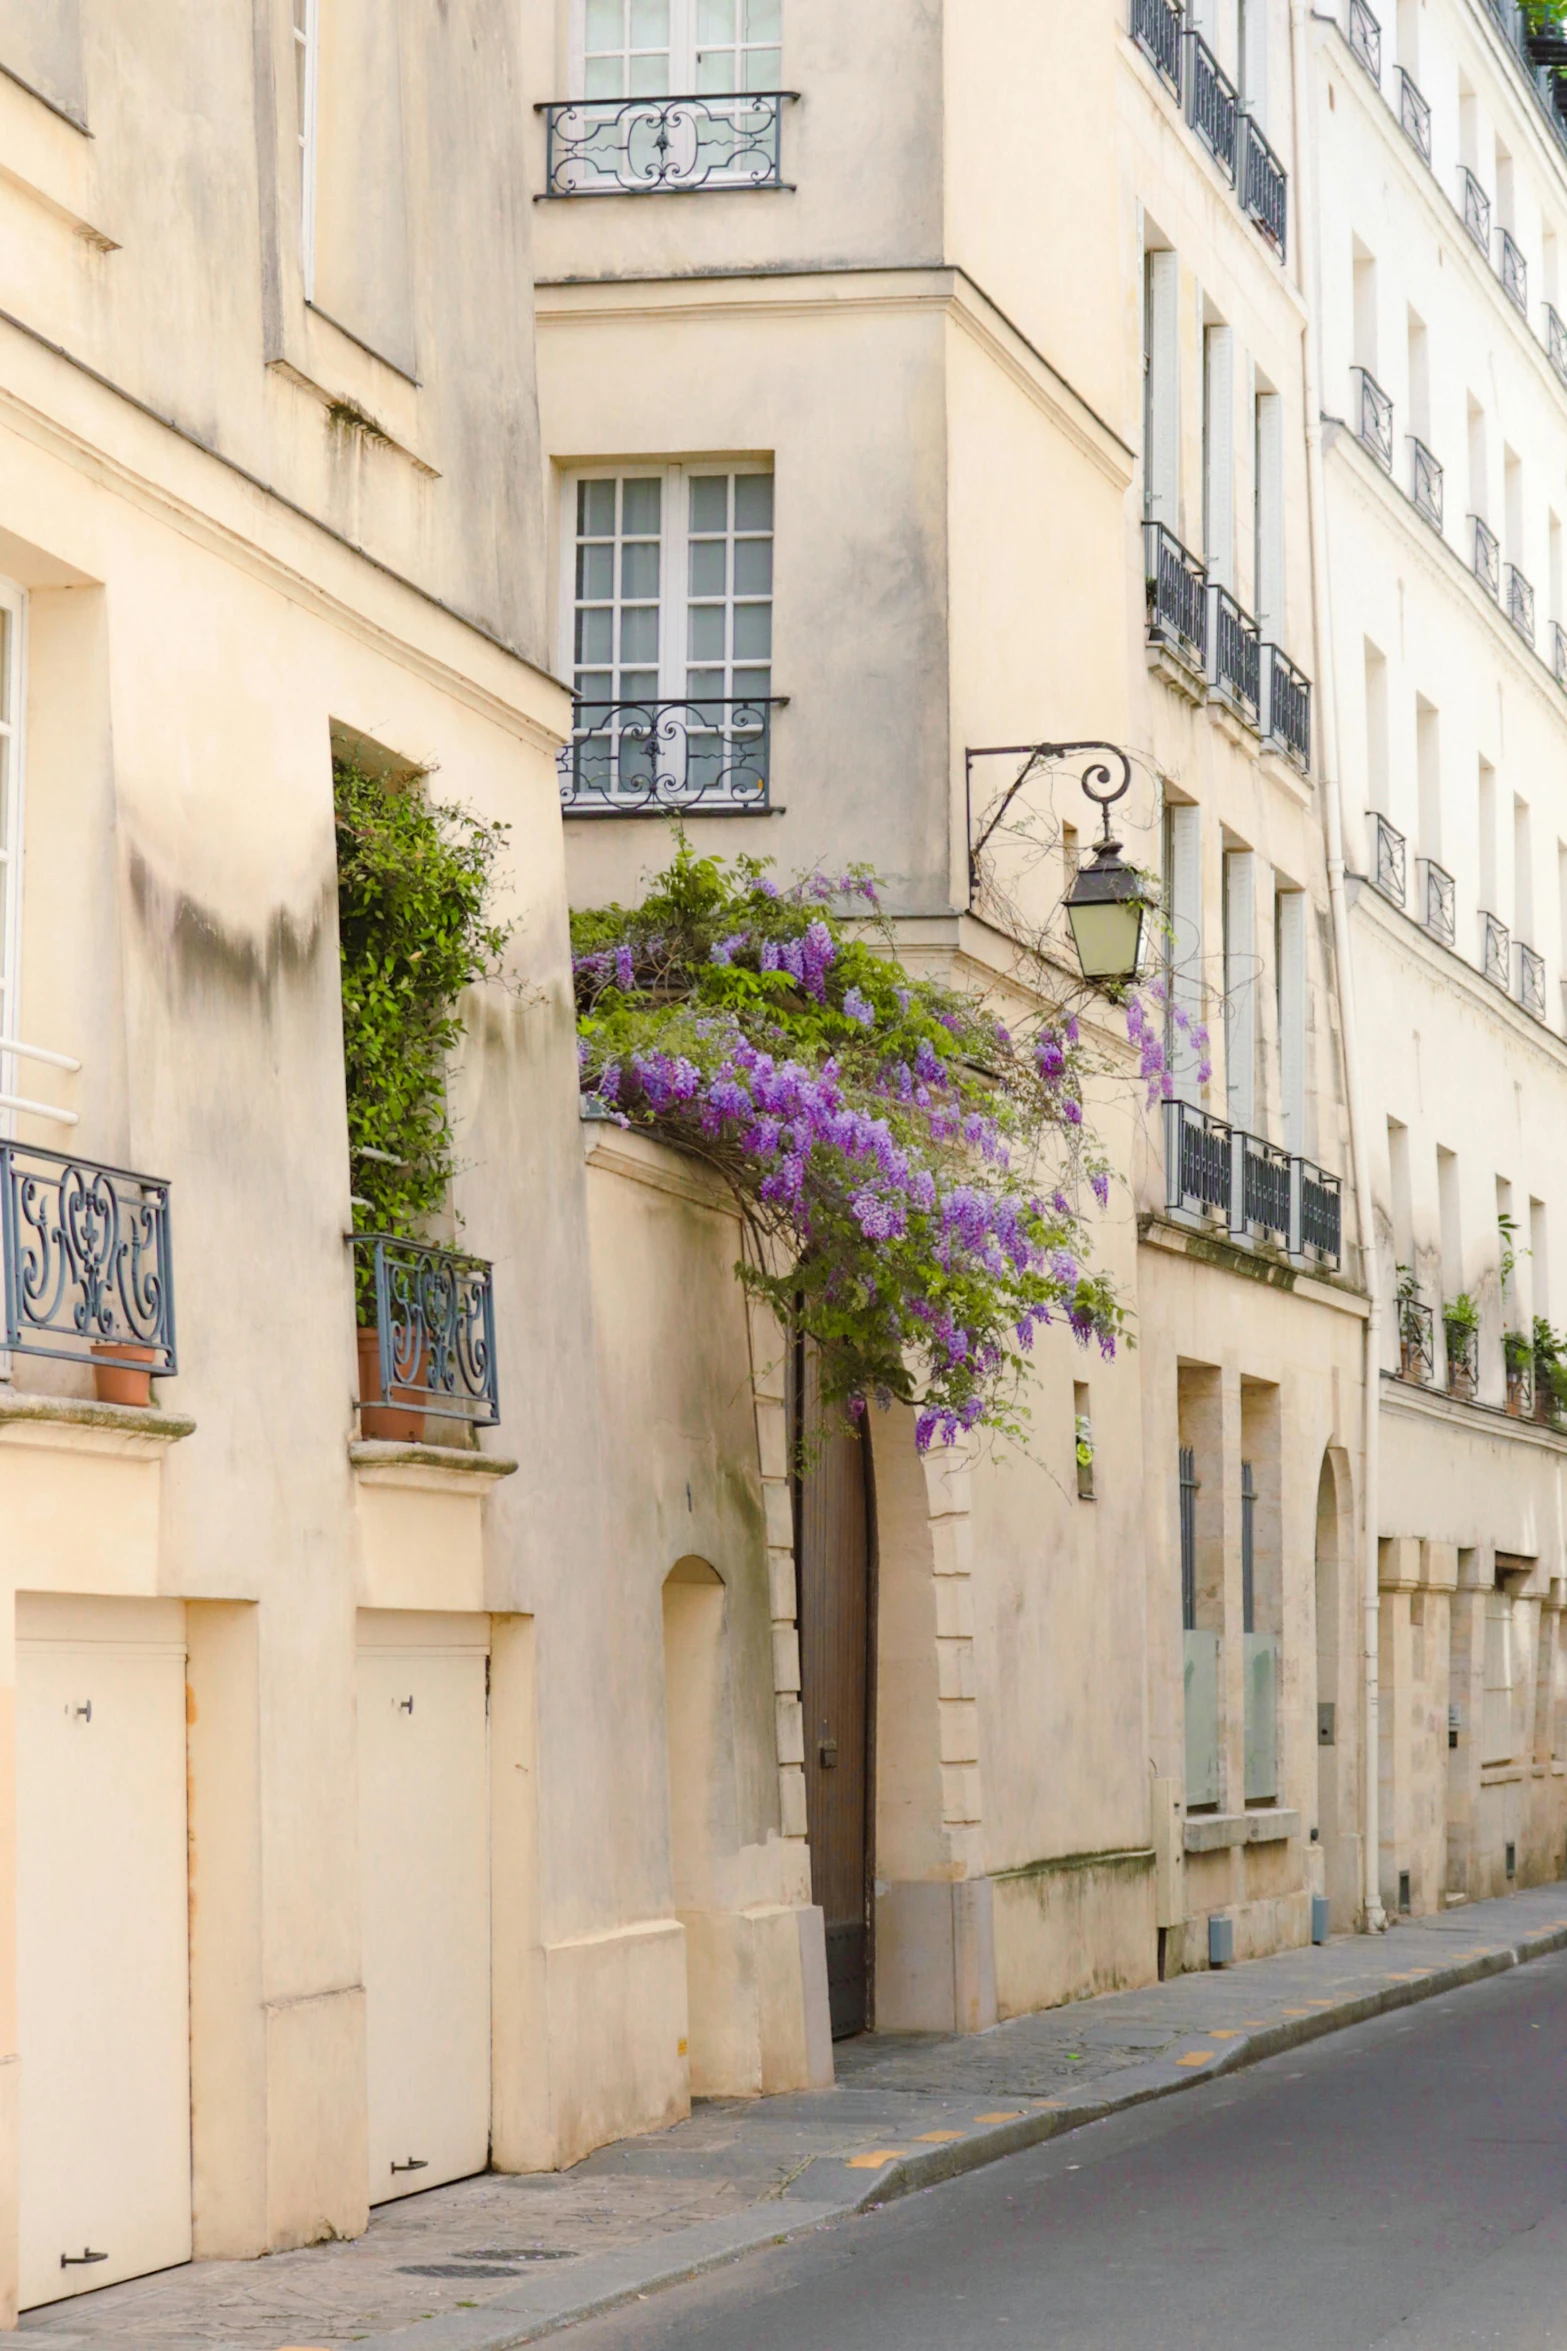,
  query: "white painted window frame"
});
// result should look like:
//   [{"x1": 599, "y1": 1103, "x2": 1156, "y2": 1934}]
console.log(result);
[
  {"x1": 558, "y1": 459, "x2": 774, "y2": 706},
  {"x1": 571, "y1": 0, "x2": 782, "y2": 100},
  {"x1": 293, "y1": 0, "x2": 319, "y2": 302}
]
